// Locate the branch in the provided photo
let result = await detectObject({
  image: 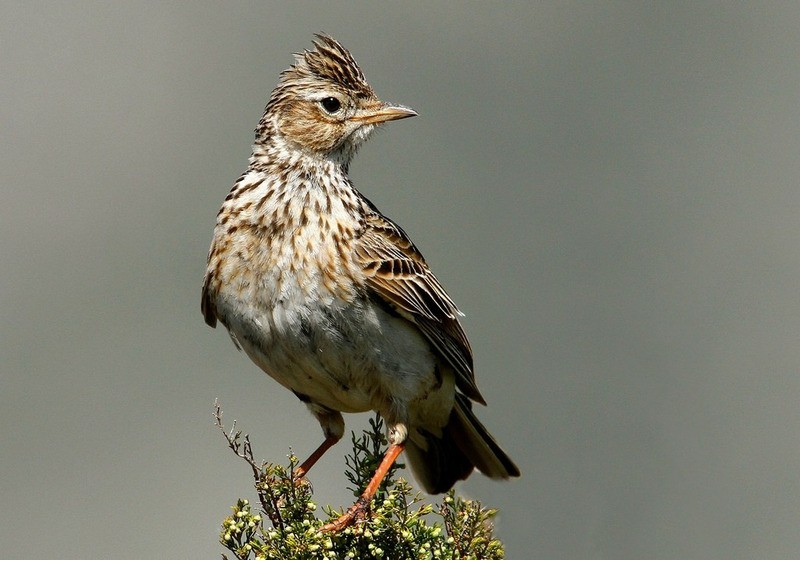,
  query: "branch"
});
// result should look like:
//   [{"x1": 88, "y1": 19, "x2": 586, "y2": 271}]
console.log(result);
[{"x1": 214, "y1": 400, "x2": 509, "y2": 559}]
